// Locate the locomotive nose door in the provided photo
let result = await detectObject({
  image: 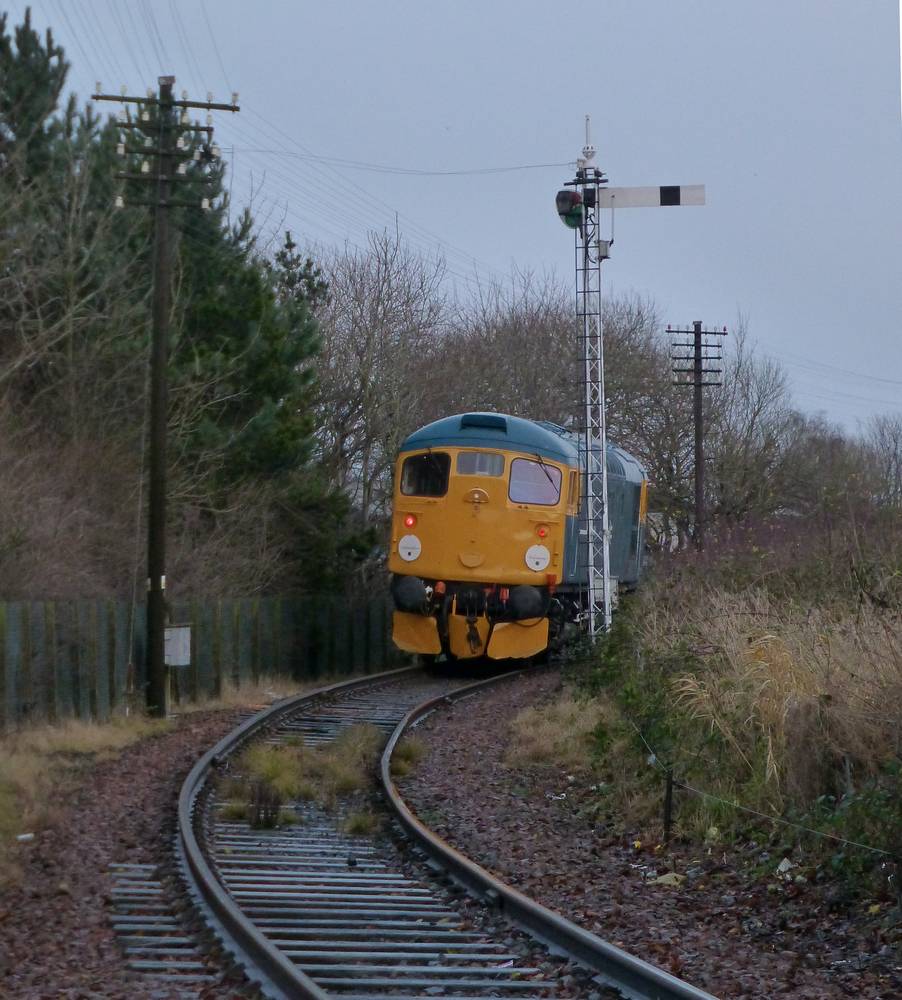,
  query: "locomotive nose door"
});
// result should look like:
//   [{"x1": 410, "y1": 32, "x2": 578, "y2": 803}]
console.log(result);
[{"x1": 449, "y1": 451, "x2": 506, "y2": 579}]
